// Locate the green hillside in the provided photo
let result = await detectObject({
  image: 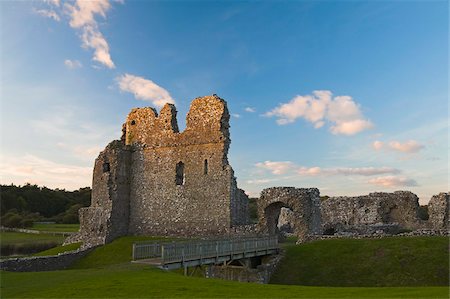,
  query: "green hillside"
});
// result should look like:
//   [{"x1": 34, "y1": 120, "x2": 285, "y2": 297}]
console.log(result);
[{"x1": 270, "y1": 236, "x2": 449, "y2": 287}]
